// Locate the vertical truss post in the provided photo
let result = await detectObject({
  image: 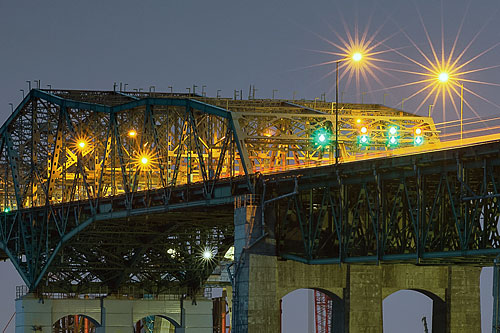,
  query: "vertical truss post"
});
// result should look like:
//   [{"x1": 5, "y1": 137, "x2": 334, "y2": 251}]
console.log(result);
[{"x1": 494, "y1": 255, "x2": 500, "y2": 332}]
